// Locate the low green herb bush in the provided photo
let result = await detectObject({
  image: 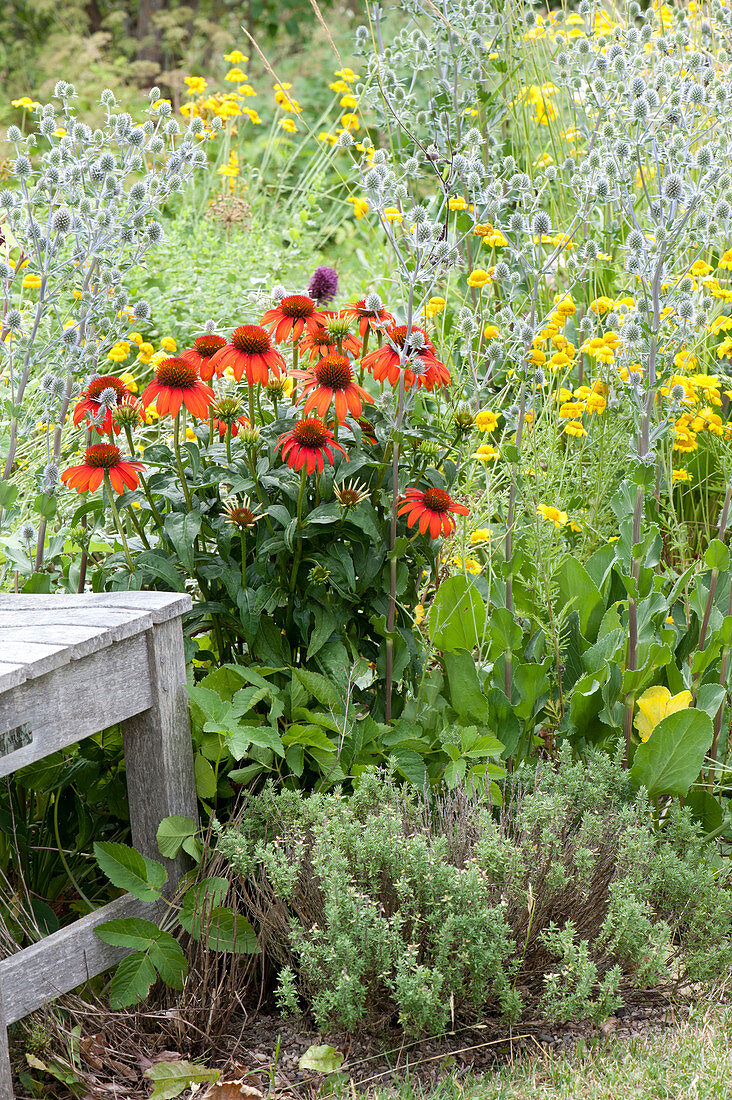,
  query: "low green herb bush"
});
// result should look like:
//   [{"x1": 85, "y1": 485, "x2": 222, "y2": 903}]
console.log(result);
[{"x1": 215, "y1": 750, "x2": 732, "y2": 1036}]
